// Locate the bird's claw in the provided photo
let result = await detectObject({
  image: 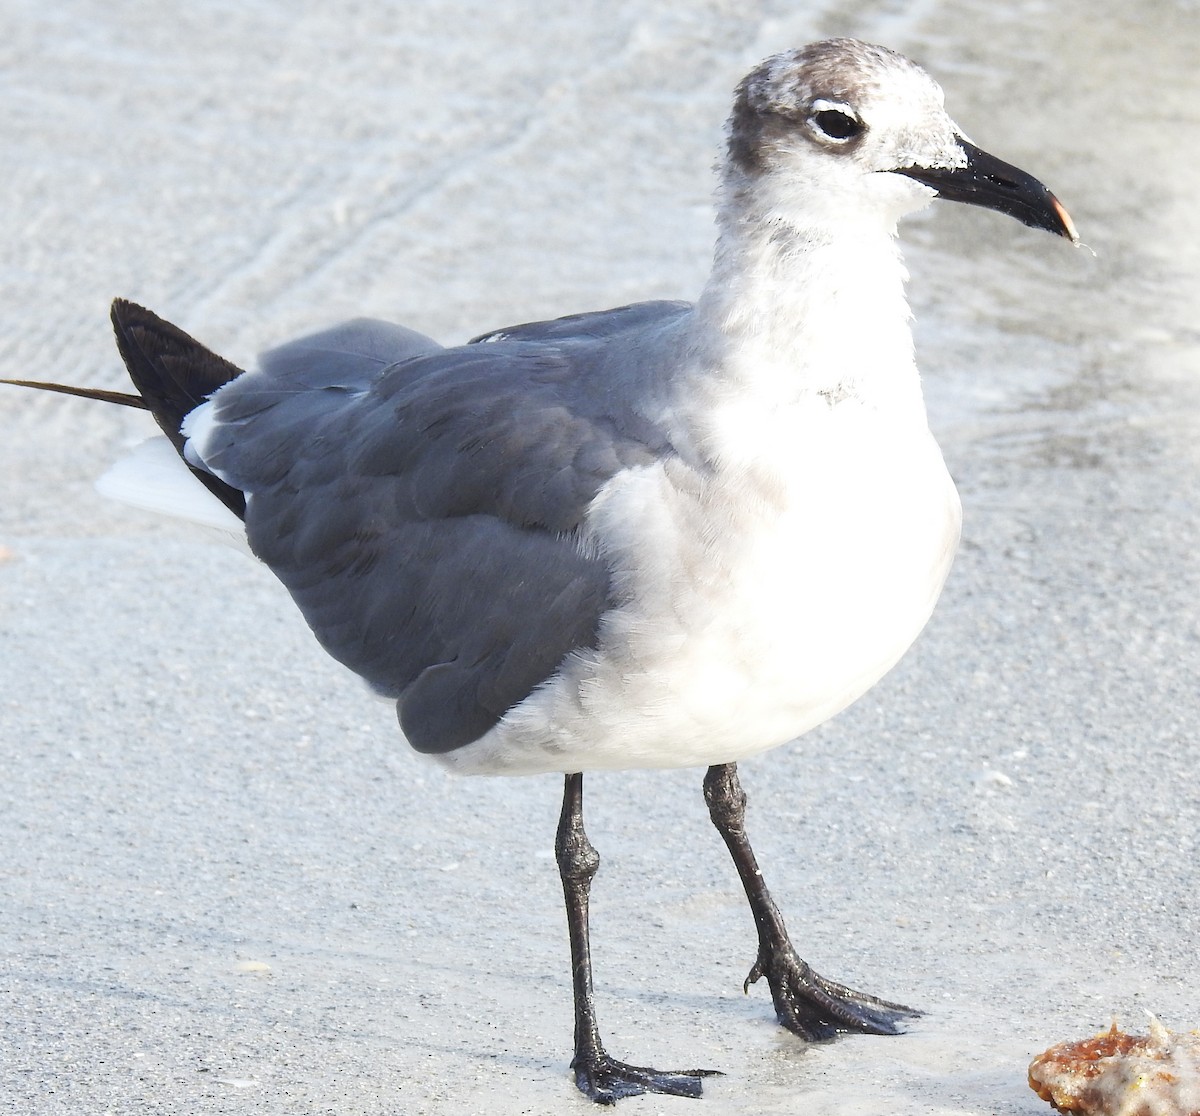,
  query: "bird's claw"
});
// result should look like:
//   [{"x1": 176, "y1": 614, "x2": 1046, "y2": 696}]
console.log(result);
[{"x1": 743, "y1": 956, "x2": 764, "y2": 993}]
